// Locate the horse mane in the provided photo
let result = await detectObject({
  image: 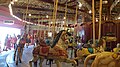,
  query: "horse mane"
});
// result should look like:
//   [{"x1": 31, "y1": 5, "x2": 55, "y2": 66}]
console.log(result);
[{"x1": 51, "y1": 30, "x2": 65, "y2": 48}]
